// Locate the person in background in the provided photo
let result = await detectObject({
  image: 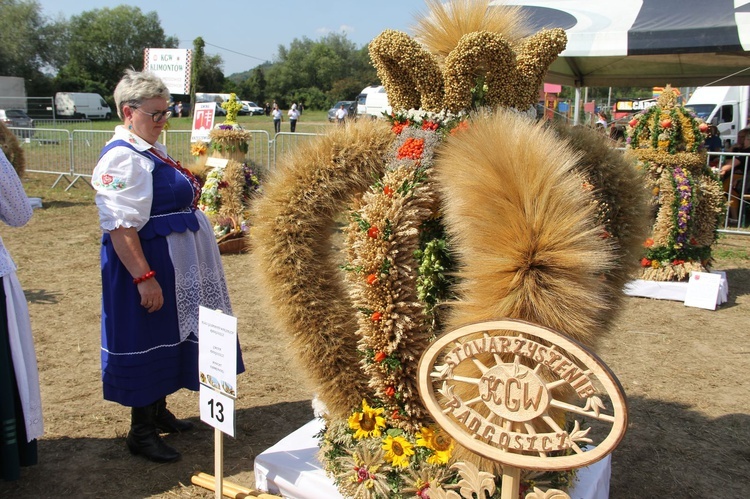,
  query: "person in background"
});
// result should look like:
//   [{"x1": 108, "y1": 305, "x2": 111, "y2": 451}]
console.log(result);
[
  {"x1": 335, "y1": 104, "x2": 348, "y2": 125},
  {"x1": 92, "y1": 69, "x2": 244, "y2": 463},
  {"x1": 0, "y1": 122, "x2": 43, "y2": 481},
  {"x1": 720, "y1": 127, "x2": 750, "y2": 222},
  {"x1": 288, "y1": 104, "x2": 300, "y2": 133},
  {"x1": 595, "y1": 111, "x2": 607, "y2": 131},
  {"x1": 705, "y1": 125, "x2": 724, "y2": 171},
  {"x1": 272, "y1": 104, "x2": 282, "y2": 134},
  {"x1": 174, "y1": 101, "x2": 183, "y2": 118},
  {"x1": 704, "y1": 125, "x2": 722, "y2": 152},
  {"x1": 264, "y1": 102, "x2": 270, "y2": 116},
  {"x1": 720, "y1": 127, "x2": 750, "y2": 179}
]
